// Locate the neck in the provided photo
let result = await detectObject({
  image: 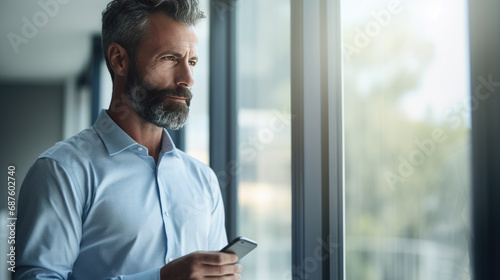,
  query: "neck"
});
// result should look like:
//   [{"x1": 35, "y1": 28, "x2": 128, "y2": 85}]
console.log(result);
[{"x1": 107, "y1": 95, "x2": 163, "y2": 164}]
